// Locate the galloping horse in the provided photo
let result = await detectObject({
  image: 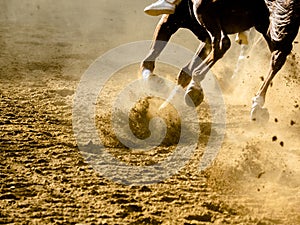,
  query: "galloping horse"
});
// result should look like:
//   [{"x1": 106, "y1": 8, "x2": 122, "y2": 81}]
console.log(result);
[{"x1": 141, "y1": 0, "x2": 300, "y2": 122}]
